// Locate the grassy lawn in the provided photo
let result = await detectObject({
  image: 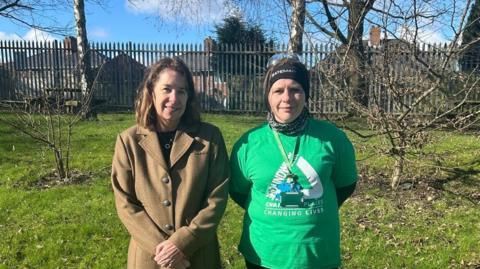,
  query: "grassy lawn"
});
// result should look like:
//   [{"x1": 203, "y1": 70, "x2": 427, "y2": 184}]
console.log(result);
[{"x1": 0, "y1": 113, "x2": 479, "y2": 268}]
